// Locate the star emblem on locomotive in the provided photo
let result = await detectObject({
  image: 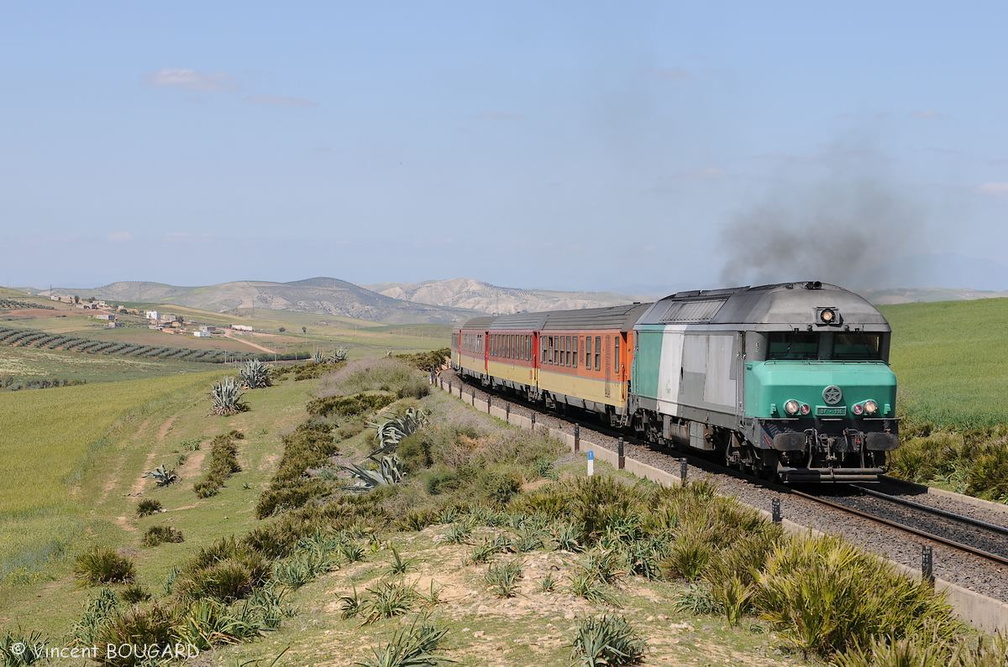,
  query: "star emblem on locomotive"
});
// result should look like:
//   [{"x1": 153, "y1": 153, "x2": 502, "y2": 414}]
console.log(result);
[{"x1": 822, "y1": 385, "x2": 843, "y2": 405}]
